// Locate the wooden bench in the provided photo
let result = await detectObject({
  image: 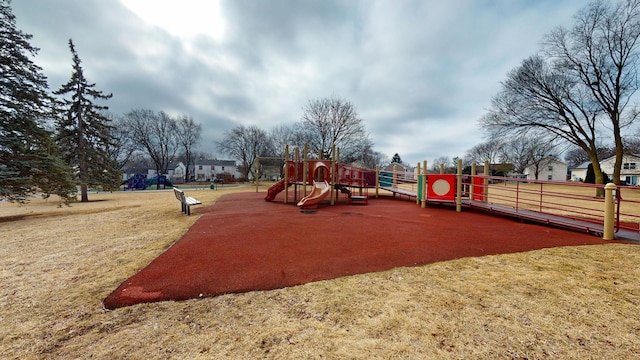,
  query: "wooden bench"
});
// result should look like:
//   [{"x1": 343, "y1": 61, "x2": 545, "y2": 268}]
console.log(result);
[{"x1": 173, "y1": 187, "x2": 202, "y2": 215}]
